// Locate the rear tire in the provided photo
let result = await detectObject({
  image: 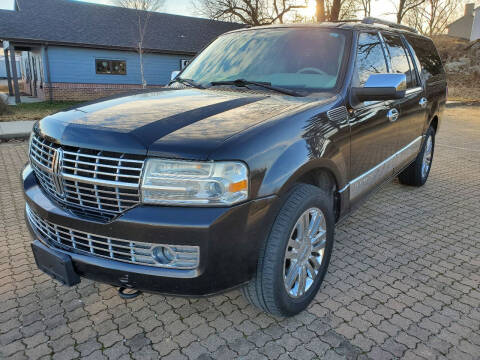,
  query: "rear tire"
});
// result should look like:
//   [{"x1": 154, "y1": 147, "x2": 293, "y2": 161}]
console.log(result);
[
  {"x1": 398, "y1": 126, "x2": 435, "y2": 187},
  {"x1": 241, "y1": 184, "x2": 335, "y2": 317}
]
